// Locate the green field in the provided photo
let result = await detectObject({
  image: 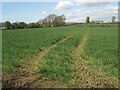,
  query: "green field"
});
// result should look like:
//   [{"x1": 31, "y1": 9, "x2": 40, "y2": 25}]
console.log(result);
[
  {"x1": 84, "y1": 27, "x2": 118, "y2": 77},
  {"x1": 2, "y1": 26, "x2": 81, "y2": 72},
  {"x1": 2, "y1": 24, "x2": 118, "y2": 88},
  {"x1": 39, "y1": 31, "x2": 85, "y2": 83}
]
